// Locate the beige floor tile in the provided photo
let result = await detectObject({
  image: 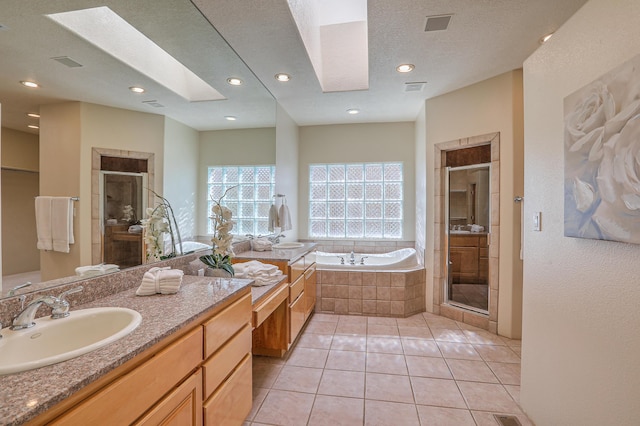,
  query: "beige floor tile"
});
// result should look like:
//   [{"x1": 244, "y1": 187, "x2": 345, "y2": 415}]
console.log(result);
[
  {"x1": 295, "y1": 332, "x2": 333, "y2": 350},
  {"x1": 367, "y1": 316, "x2": 398, "y2": 326},
  {"x1": 398, "y1": 326, "x2": 434, "y2": 339},
  {"x1": 253, "y1": 354, "x2": 286, "y2": 365},
  {"x1": 405, "y1": 356, "x2": 452, "y2": 379},
  {"x1": 511, "y1": 347, "x2": 522, "y2": 357},
  {"x1": 246, "y1": 387, "x2": 269, "y2": 421},
  {"x1": 366, "y1": 353, "x2": 408, "y2": 375},
  {"x1": 472, "y1": 411, "x2": 534, "y2": 426},
  {"x1": 463, "y1": 329, "x2": 507, "y2": 345},
  {"x1": 474, "y1": 345, "x2": 521, "y2": 363},
  {"x1": 502, "y1": 337, "x2": 522, "y2": 348},
  {"x1": 339, "y1": 314, "x2": 368, "y2": 325},
  {"x1": 487, "y1": 362, "x2": 521, "y2": 385},
  {"x1": 416, "y1": 405, "x2": 476, "y2": 426},
  {"x1": 431, "y1": 329, "x2": 470, "y2": 343},
  {"x1": 318, "y1": 369, "x2": 365, "y2": 398},
  {"x1": 252, "y1": 361, "x2": 283, "y2": 389},
  {"x1": 457, "y1": 381, "x2": 521, "y2": 413},
  {"x1": 365, "y1": 373, "x2": 415, "y2": 403},
  {"x1": 364, "y1": 400, "x2": 420, "y2": 426},
  {"x1": 396, "y1": 314, "x2": 427, "y2": 327},
  {"x1": 272, "y1": 366, "x2": 323, "y2": 393},
  {"x1": 305, "y1": 320, "x2": 338, "y2": 334},
  {"x1": 367, "y1": 336, "x2": 403, "y2": 354},
  {"x1": 425, "y1": 317, "x2": 460, "y2": 329},
  {"x1": 367, "y1": 324, "x2": 400, "y2": 337},
  {"x1": 308, "y1": 395, "x2": 365, "y2": 426},
  {"x1": 331, "y1": 335, "x2": 367, "y2": 351},
  {"x1": 312, "y1": 313, "x2": 340, "y2": 323},
  {"x1": 504, "y1": 385, "x2": 521, "y2": 403},
  {"x1": 446, "y1": 359, "x2": 499, "y2": 383},
  {"x1": 325, "y1": 349, "x2": 367, "y2": 372},
  {"x1": 436, "y1": 342, "x2": 483, "y2": 360},
  {"x1": 401, "y1": 338, "x2": 442, "y2": 357},
  {"x1": 336, "y1": 322, "x2": 368, "y2": 335},
  {"x1": 254, "y1": 389, "x2": 315, "y2": 425},
  {"x1": 286, "y1": 347, "x2": 329, "y2": 368},
  {"x1": 410, "y1": 377, "x2": 467, "y2": 409}
]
